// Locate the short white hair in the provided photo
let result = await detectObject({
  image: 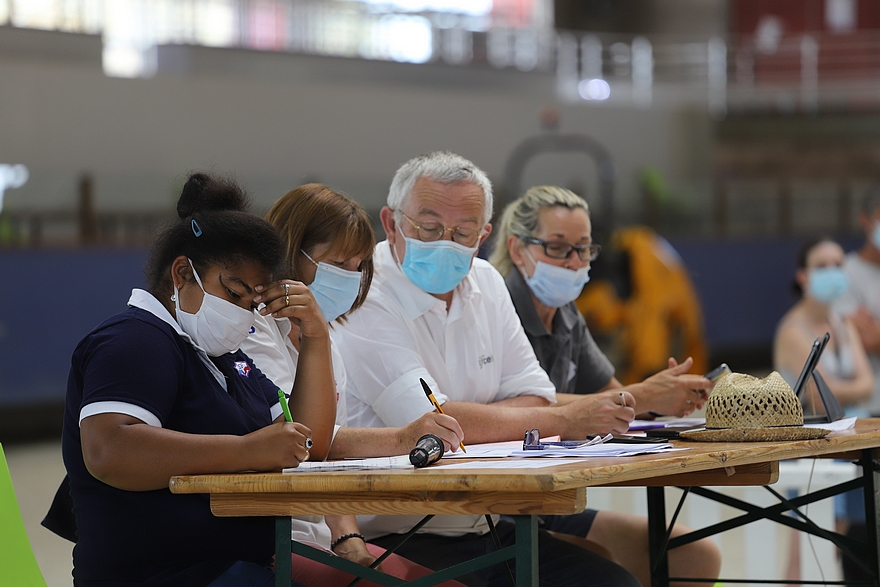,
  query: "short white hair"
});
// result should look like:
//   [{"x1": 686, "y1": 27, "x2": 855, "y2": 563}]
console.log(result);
[{"x1": 387, "y1": 151, "x2": 493, "y2": 225}]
